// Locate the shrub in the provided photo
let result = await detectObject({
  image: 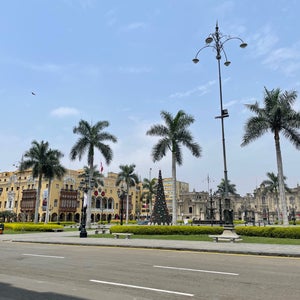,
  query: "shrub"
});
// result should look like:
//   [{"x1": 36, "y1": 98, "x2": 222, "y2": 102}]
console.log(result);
[
  {"x1": 110, "y1": 225, "x2": 223, "y2": 235},
  {"x1": 235, "y1": 226, "x2": 300, "y2": 239},
  {"x1": 4, "y1": 222, "x2": 64, "y2": 232}
]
